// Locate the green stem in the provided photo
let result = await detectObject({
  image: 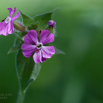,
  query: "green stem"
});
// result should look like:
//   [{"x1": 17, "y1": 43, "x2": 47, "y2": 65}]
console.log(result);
[{"x1": 17, "y1": 89, "x2": 25, "y2": 103}]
